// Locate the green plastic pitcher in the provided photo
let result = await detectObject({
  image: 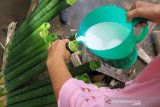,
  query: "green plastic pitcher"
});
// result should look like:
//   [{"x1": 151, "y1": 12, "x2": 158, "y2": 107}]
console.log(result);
[{"x1": 76, "y1": 5, "x2": 148, "y2": 69}]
